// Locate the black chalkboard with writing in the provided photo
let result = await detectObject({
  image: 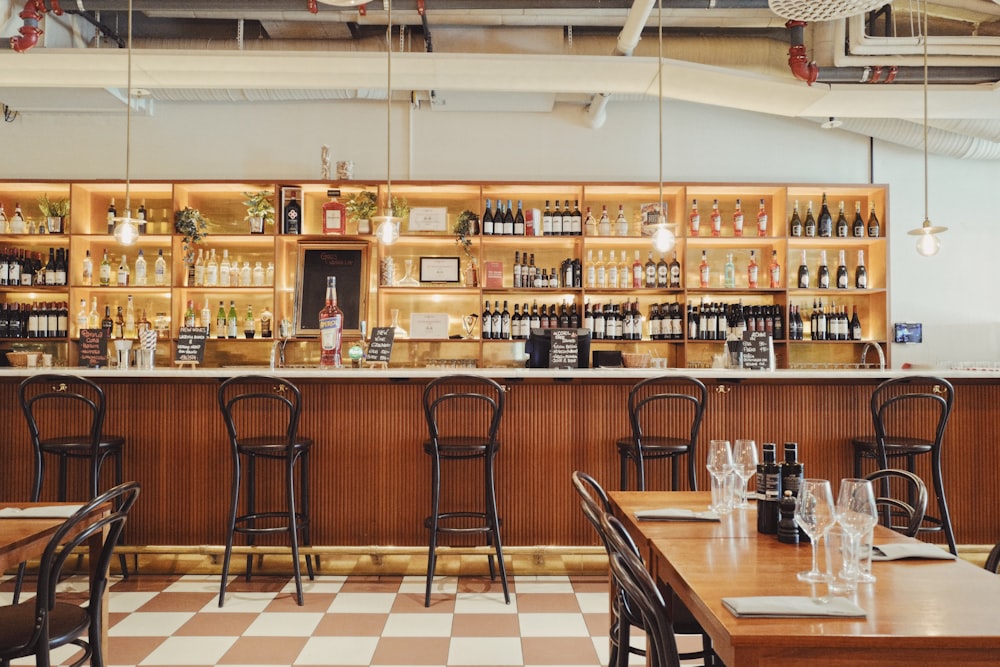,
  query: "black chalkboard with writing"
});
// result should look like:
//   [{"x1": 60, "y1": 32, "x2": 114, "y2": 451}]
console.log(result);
[
  {"x1": 175, "y1": 327, "x2": 209, "y2": 364},
  {"x1": 549, "y1": 329, "x2": 579, "y2": 369},
  {"x1": 78, "y1": 328, "x2": 108, "y2": 368},
  {"x1": 741, "y1": 331, "x2": 773, "y2": 370},
  {"x1": 366, "y1": 327, "x2": 395, "y2": 364},
  {"x1": 295, "y1": 242, "x2": 369, "y2": 336}
]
